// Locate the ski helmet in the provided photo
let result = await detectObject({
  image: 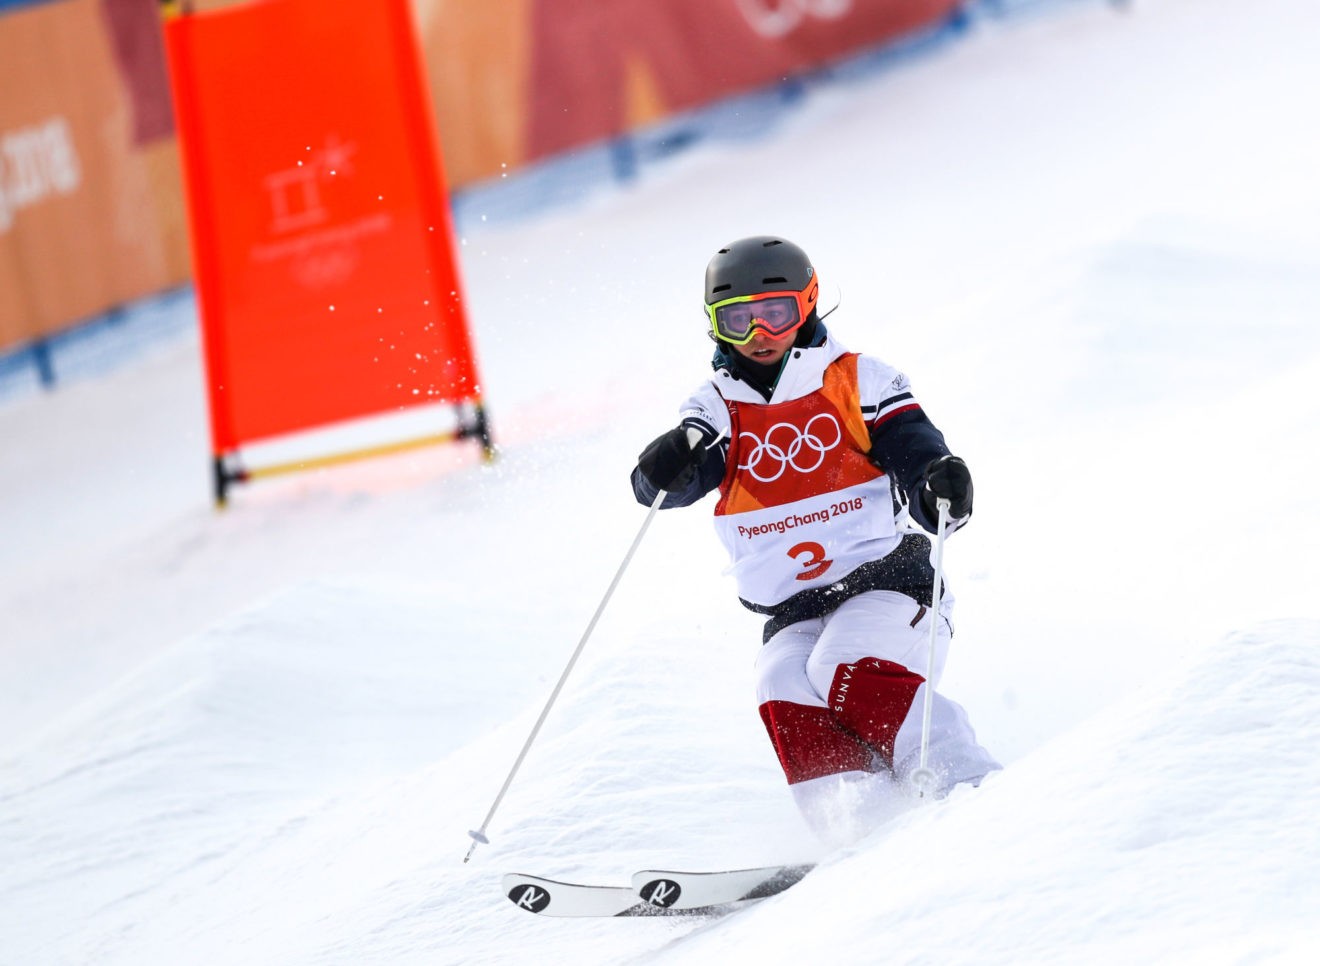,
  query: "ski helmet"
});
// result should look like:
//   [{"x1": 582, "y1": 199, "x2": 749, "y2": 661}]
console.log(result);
[{"x1": 703, "y1": 236, "x2": 820, "y2": 345}]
